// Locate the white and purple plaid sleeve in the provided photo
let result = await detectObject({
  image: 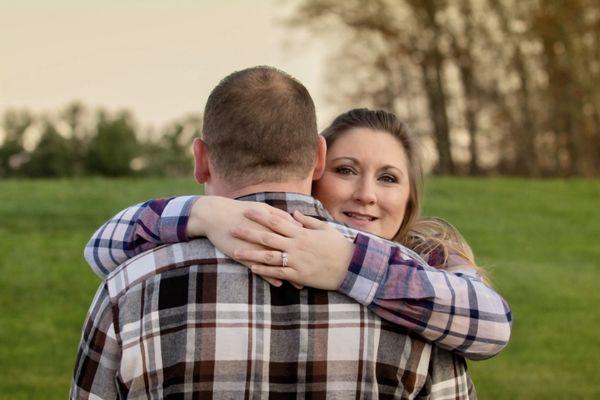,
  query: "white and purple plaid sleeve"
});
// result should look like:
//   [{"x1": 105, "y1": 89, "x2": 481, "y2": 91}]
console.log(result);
[
  {"x1": 338, "y1": 233, "x2": 512, "y2": 360},
  {"x1": 84, "y1": 196, "x2": 198, "y2": 278}
]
